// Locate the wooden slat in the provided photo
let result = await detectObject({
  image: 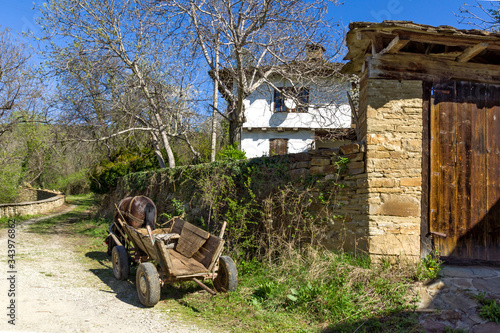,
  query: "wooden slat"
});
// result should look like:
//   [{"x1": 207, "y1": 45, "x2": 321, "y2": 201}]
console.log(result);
[
  {"x1": 474, "y1": 83, "x2": 486, "y2": 259},
  {"x1": 483, "y1": 83, "x2": 500, "y2": 260},
  {"x1": 176, "y1": 222, "x2": 210, "y2": 258},
  {"x1": 461, "y1": 82, "x2": 473, "y2": 259},
  {"x1": 156, "y1": 240, "x2": 173, "y2": 275},
  {"x1": 449, "y1": 82, "x2": 459, "y2": 255},
  {"x1": 378, "y1": 35, "x2": 410, "y2": 55},
  {"x1": 486, "y1": 84, "x2": 497, "y2": 260},
  {"x1": 167, "y1": 249, "x2": 208, "y2": 276},
  {"x1": 454, "y1": 81, "x2": 470, "y2": 258},
  {"x1": 207, "y1": 239, "x2": 226, "y2": 272},
  {"x1": 429, "y1": 84, "x2": 440, "y2": 247},
  {"x1": 456, "y1": 43, "x2": 488, "y2": 63},
  {"x1": 170, "y1": 217, "x2": 185, "y2": 235}
]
